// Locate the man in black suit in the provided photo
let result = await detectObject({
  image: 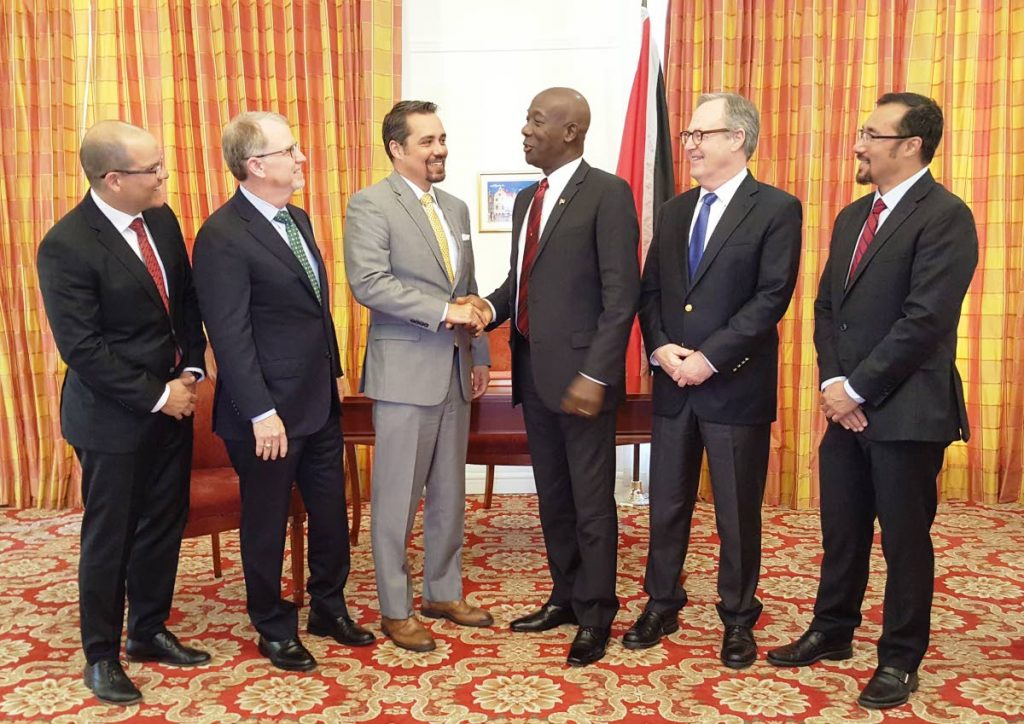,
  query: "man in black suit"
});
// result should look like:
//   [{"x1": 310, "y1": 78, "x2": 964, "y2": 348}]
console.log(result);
[
  {"x1": 629, "y1": 93, "x2": 802, "y2": 668},
  {"x1": 192, "y1": 111, "x2": 373, "y2": 672},
  {"x1": 466, "y1": 87, "x2": 640, "y2": 666},
  {"x1": 768, "y1": 93, "x2": 977, "y2": 710},
  {"x1": 37, "y1": 120, "x2": 210, "y2": 705}
]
